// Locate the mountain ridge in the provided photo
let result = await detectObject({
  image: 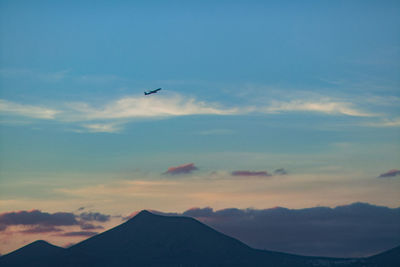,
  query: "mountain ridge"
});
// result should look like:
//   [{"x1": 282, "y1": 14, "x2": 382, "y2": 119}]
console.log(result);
[{"x1": 1, "y1": 210, "x2": 399, "y2": 267}]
